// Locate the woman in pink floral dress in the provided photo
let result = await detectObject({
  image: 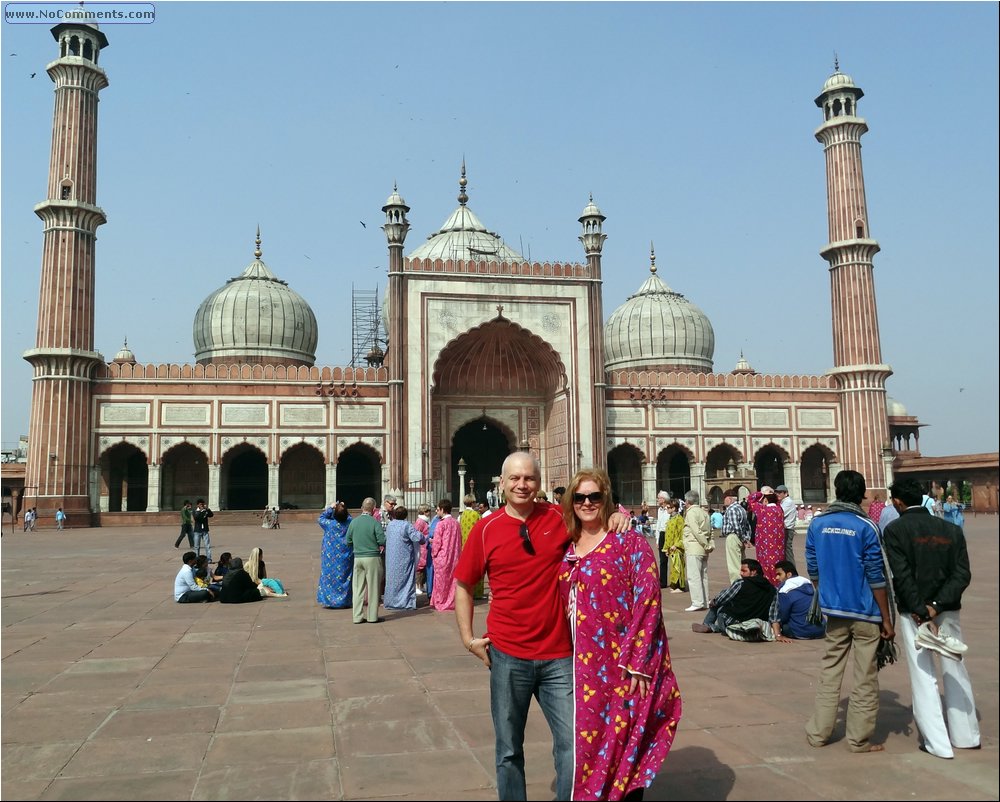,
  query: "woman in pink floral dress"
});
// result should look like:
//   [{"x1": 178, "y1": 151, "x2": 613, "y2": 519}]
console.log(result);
[
  {"x1": 748, "y1": 488, "x2": 785, "y2": 586},
  {"x1": 558, "y1": 469, "x2": 682, "y2": 801}
]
